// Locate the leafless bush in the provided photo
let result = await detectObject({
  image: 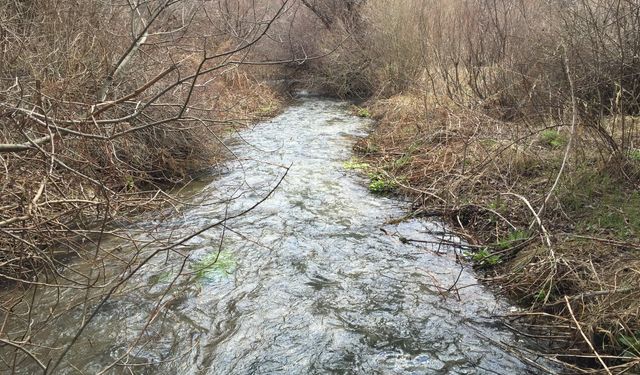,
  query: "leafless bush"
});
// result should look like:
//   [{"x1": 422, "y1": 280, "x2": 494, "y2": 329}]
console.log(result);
[
  {"x1": 0, "y1": 0, "x2": 292, "y2": 270},
  {"x1": 0, "y1": 1, "x2": 298, "y2": 370}
]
